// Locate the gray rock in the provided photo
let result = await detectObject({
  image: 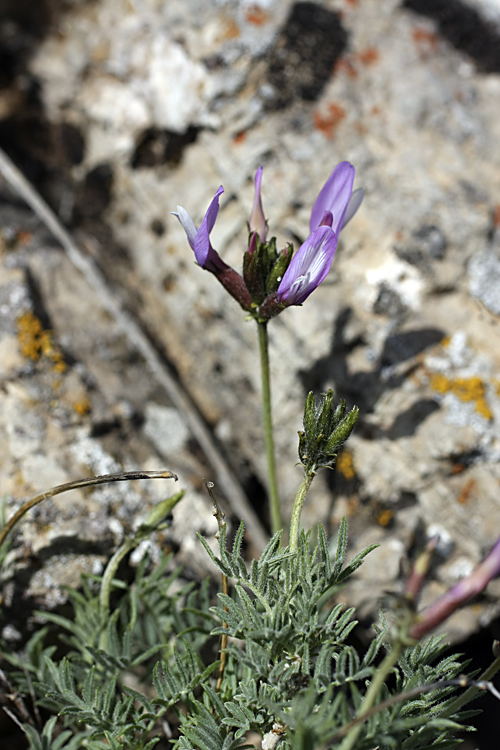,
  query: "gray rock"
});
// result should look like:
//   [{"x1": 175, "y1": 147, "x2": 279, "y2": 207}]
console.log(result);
[
  {"x1": 2, "y1": 0, "x2": 500, "y2": 643},
  {"x1": 468, "y1": 235, "x2": 500, "y2": 315}
]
